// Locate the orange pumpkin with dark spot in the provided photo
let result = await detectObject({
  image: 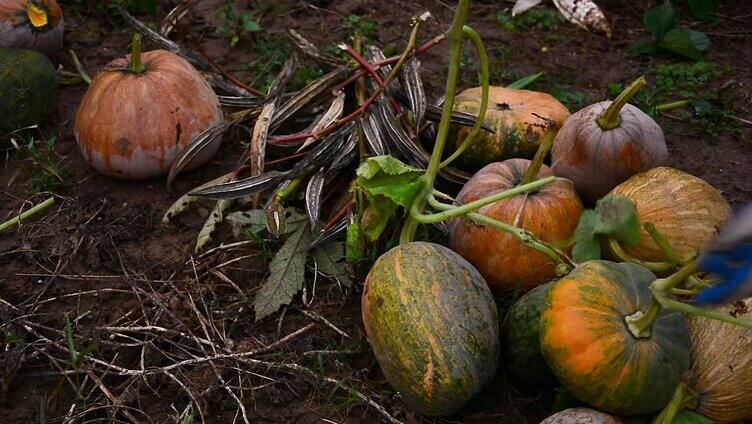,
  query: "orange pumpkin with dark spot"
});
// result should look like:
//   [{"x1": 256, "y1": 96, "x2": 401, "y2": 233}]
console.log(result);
[
  {"x1": 449, "y1": 158, "x2": 583, "y2": 293},
  {"x1": 450, "y1": 86, "x2": 570, "y2": 172},
  {"x1": 0, "y1": 0, "x2": 63, "y2": 54},
  {"x1": 75, "y1": 35, "x2": 222, "y2": 180},
  {"x1": 551, "y1": 77, "x2": 668, "y2": 203},
  {"x1": 540, "y1": 260, "x2": 691, "y2": 416}
]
